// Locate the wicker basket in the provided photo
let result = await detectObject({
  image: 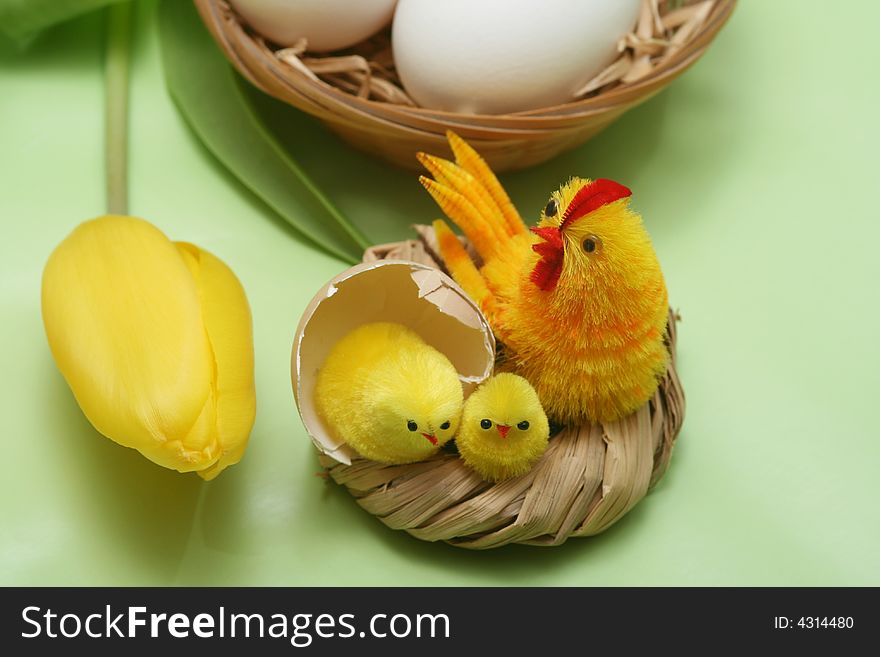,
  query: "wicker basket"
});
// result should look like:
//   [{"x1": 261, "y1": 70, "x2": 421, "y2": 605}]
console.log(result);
[
  {"x1": 312, "y1": 228, "x2": 684, "y2": 549},
  {"x1": 195, "y1": 0, "x2": 735, "y2": 171}
]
